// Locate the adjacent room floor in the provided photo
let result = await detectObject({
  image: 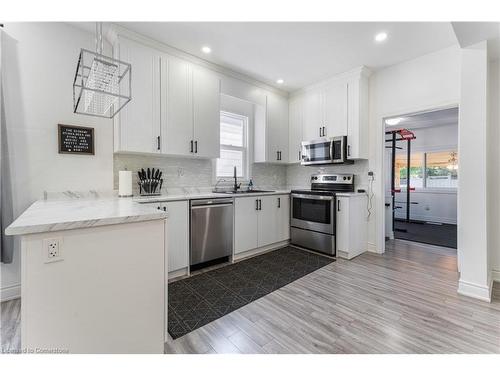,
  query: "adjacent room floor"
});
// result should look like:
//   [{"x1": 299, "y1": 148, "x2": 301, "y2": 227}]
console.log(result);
[
  {"x1": 394, "y1": 220, "x2": 457, "y2": 249},
  {"x1": 2, "y1": 240, "x2": 499, "y2": 354}
]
